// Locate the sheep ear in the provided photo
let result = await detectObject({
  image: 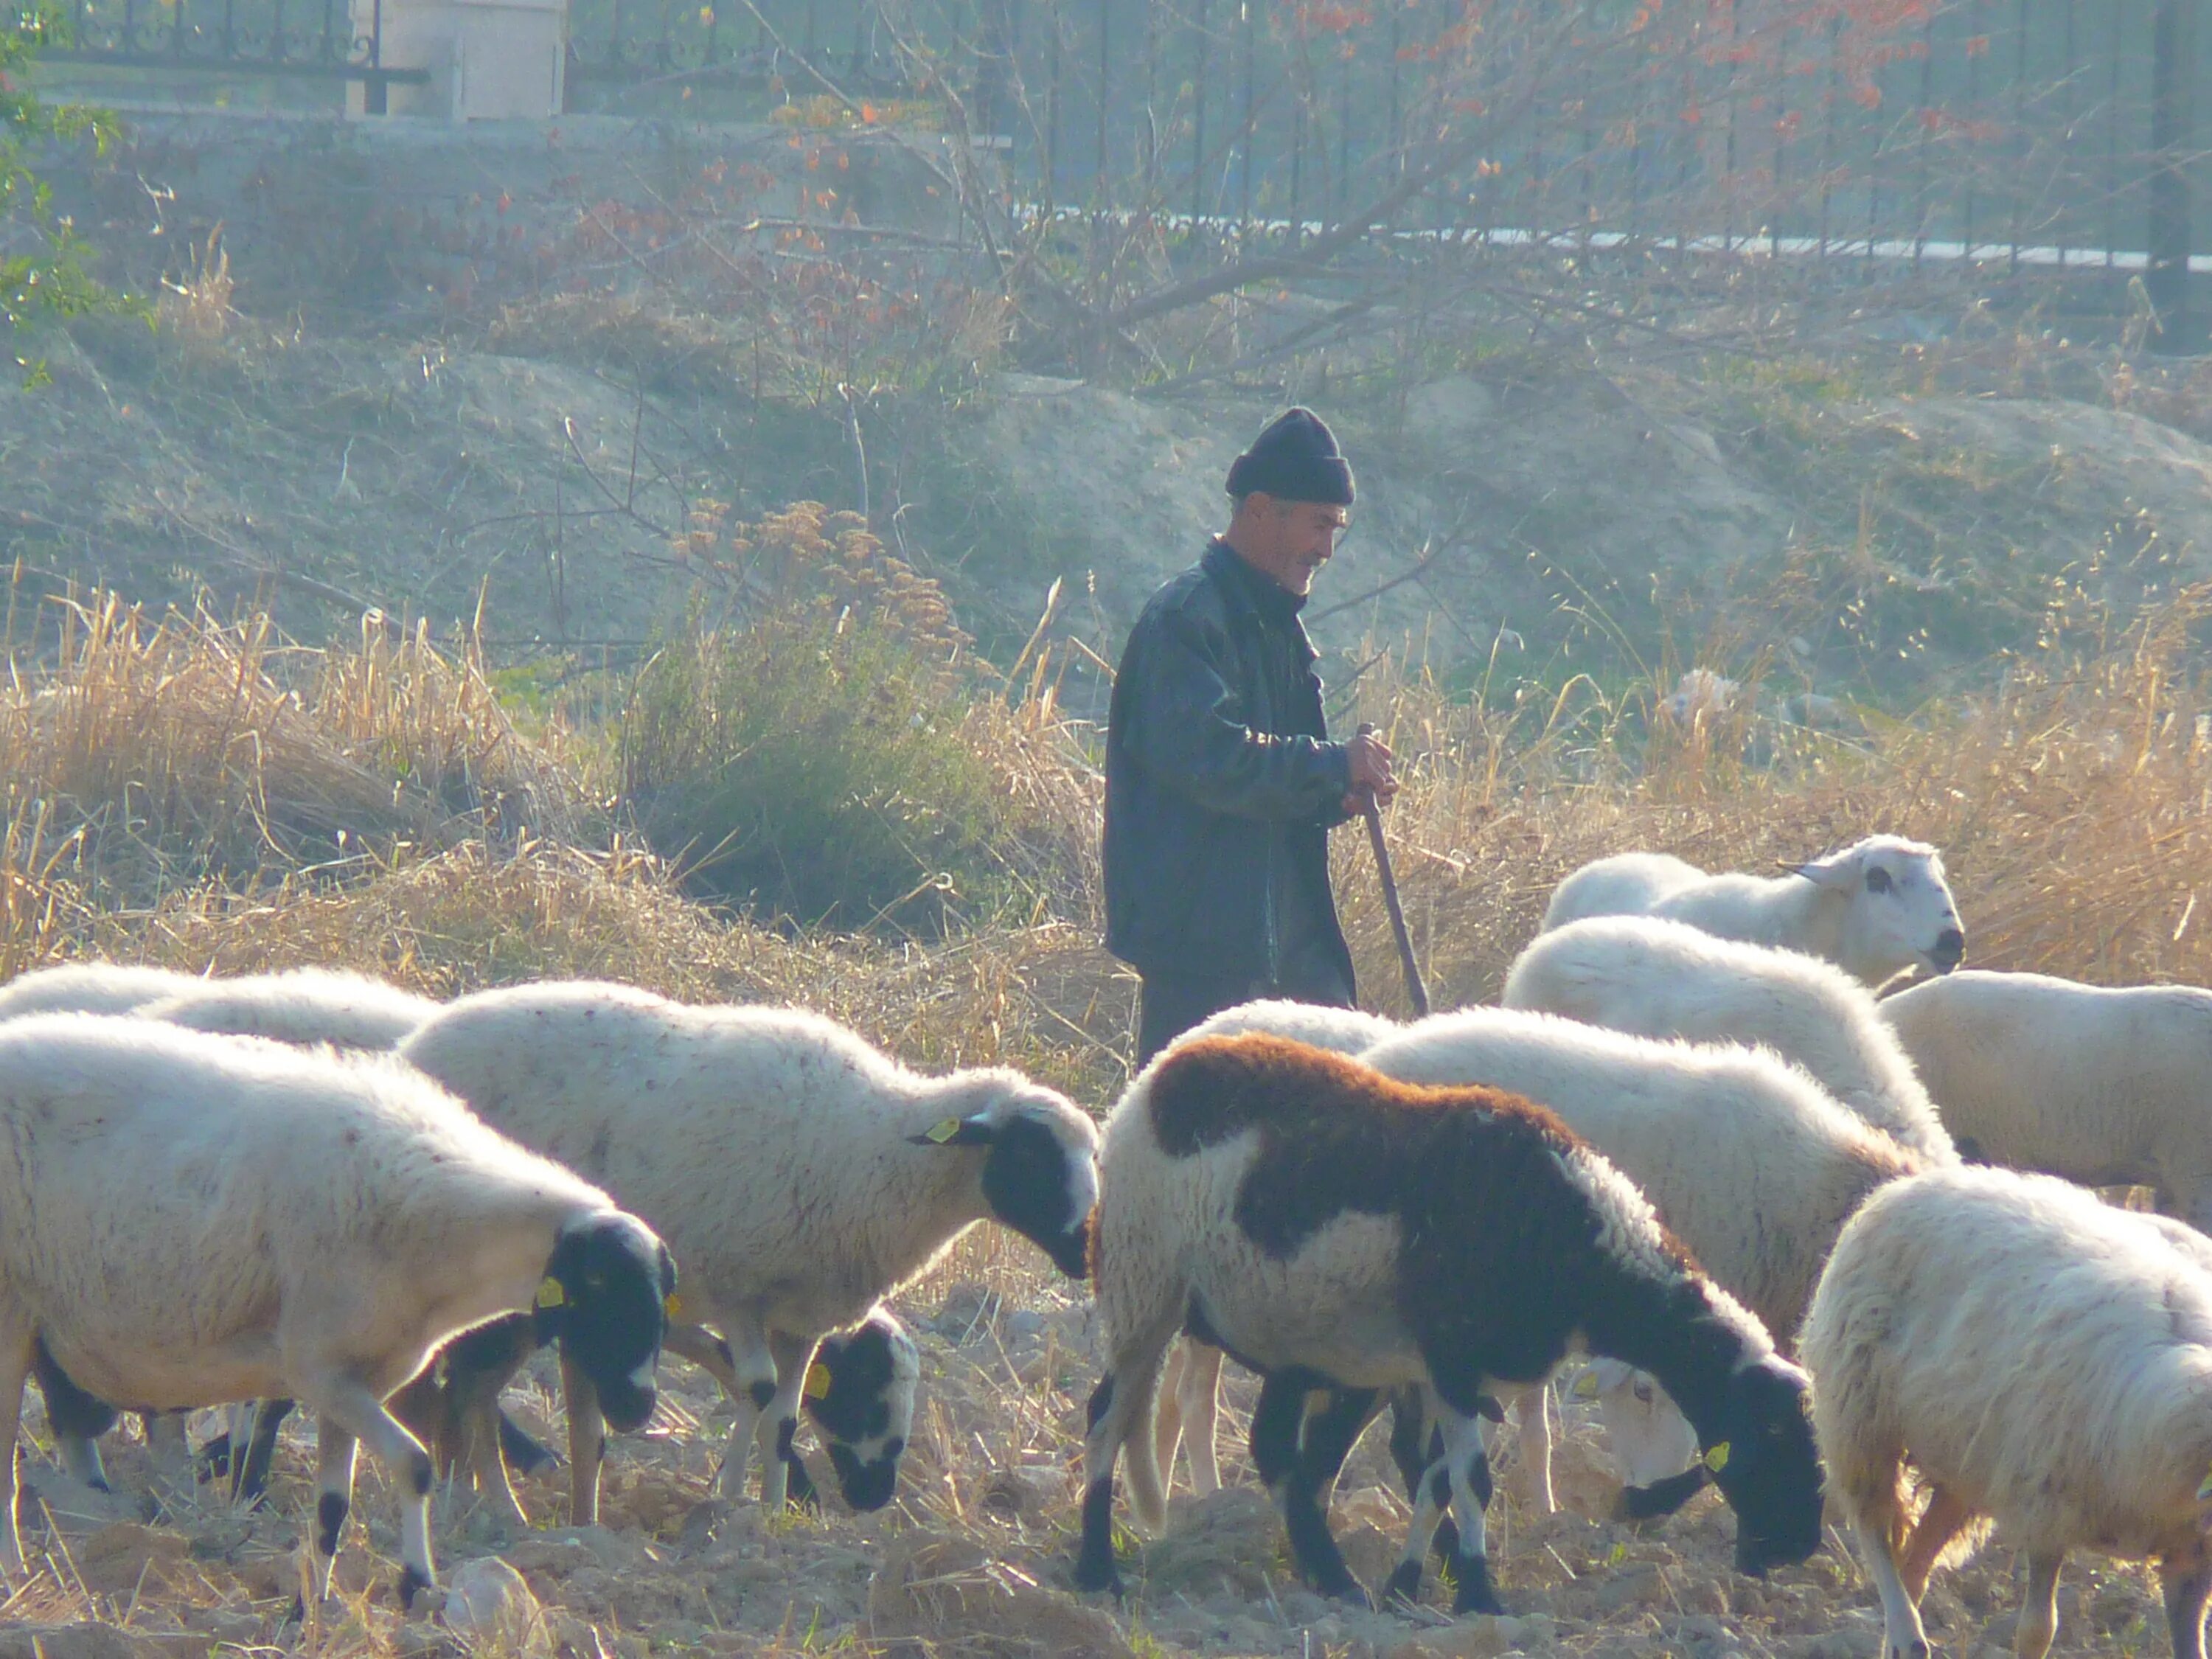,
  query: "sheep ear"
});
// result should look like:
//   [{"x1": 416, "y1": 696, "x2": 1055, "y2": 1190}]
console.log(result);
[
  {"x1": 908, "y1": 1113, "x2": 995, "y2": 1148},
  {"x1": 532, "y1": 1275, "x2": 568, "y2": 1342},
  {"x1": 1786, "y1": 851, "x2": 1857, "y2": 891},
  {"x1": 1702, "y1": 1442, "x2": 1731, "y2": 1473},
  {"x1": 803, "y1": 1362, "x2": 833, "y2": 1401}
]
